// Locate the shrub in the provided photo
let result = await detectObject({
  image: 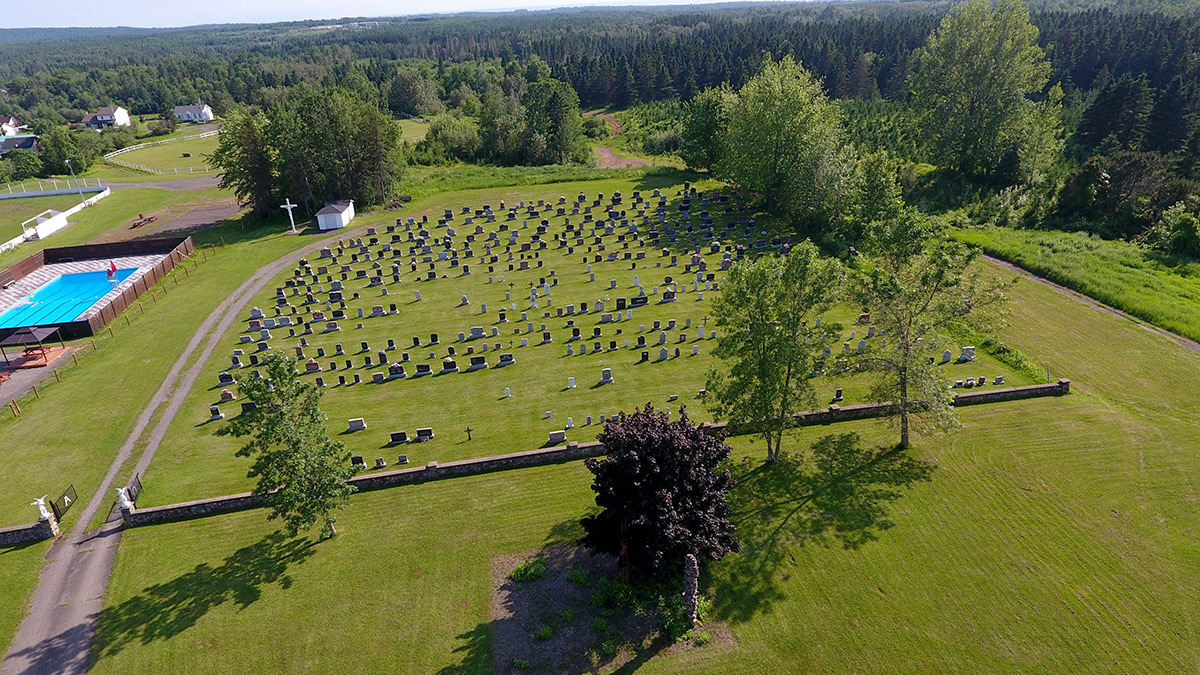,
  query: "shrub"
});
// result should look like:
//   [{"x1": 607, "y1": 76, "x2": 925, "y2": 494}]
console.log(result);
[
  {"x1": 566, "y1": 568, "x2": 590, "y2": 588},
  {"x1": 508, "y1": 557, "x2": 547, "y2": 583},
  {"x1": 534, "y1": 624, "x2": 553, "y2": 640}
]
